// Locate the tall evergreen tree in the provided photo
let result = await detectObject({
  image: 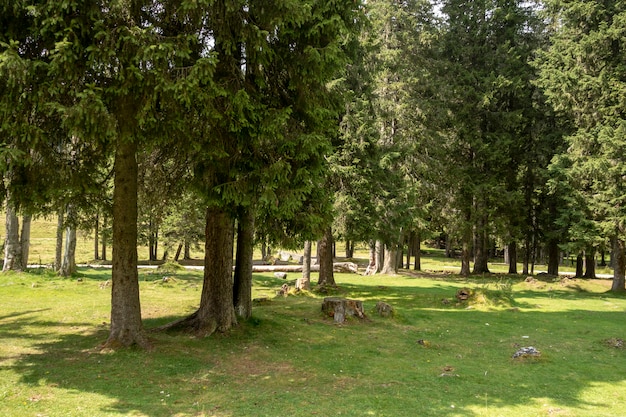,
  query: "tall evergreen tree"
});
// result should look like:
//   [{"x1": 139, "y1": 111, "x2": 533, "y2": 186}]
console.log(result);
[
  {"x1": 535, "y1": 0, "x2": 626, "y2": 291},
  {"x1": 438, "y1": 0, "x2": 545, "y2": 275}
]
